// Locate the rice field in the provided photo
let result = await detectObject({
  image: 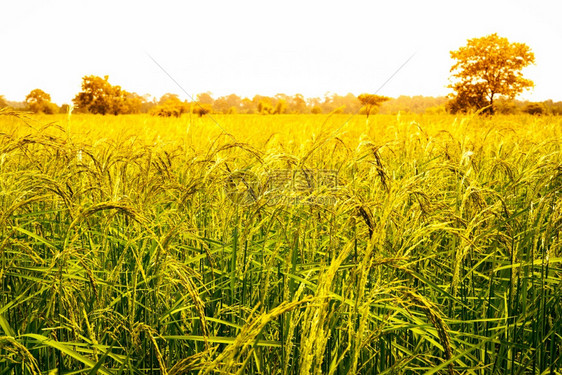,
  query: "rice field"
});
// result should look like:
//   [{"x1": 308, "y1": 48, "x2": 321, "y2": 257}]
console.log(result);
[{"x1": 0, "y1": 109, "x2": 561, "y2": 374}]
